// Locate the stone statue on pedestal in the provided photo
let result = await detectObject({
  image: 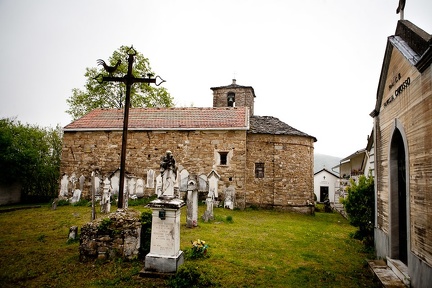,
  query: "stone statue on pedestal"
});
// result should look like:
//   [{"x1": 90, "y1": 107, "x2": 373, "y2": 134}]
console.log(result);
[{"x1": 159, "y1": 150, "x2": 177, "y2": 198}]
